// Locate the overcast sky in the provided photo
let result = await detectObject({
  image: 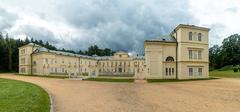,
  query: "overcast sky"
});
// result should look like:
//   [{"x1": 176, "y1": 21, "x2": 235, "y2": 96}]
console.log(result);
[{"x1": 0, "y1": 0, "x2": 240, "y2": 53}]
